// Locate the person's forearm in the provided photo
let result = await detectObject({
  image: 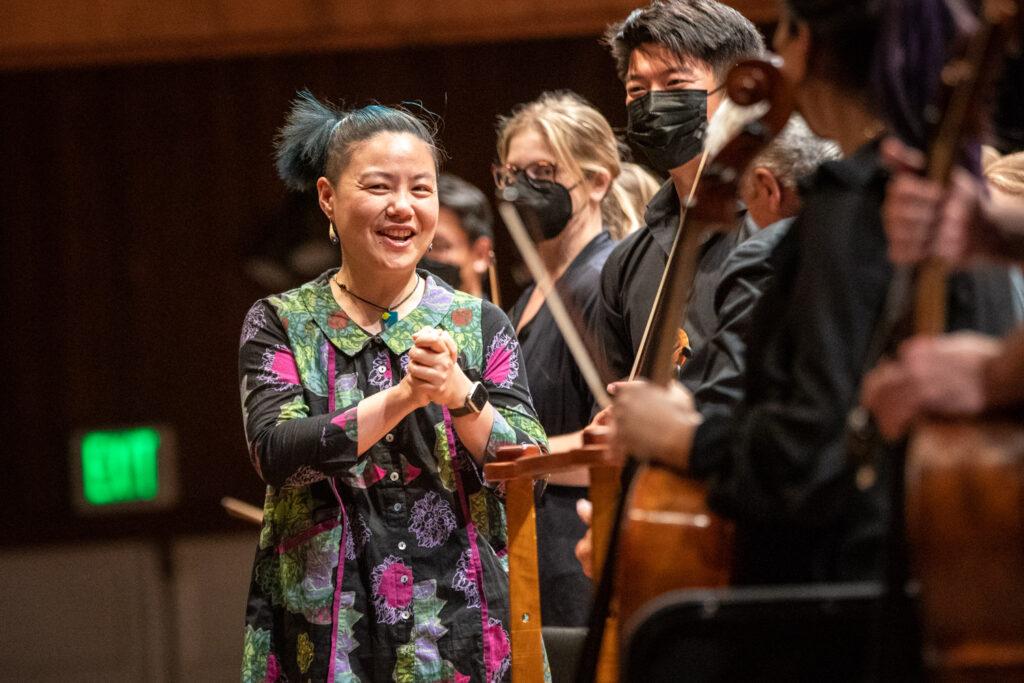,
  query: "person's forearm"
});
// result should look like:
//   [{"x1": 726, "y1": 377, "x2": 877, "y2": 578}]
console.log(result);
[
  {"x1": 451, "y1": 404, "x2": 496, "y2": 464},
  {"x1": 357, "y1": 383, "x2": 421, "y2": 455}
]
